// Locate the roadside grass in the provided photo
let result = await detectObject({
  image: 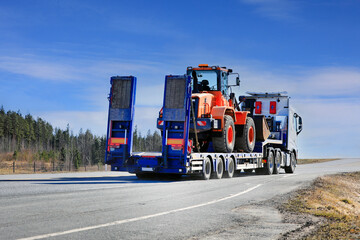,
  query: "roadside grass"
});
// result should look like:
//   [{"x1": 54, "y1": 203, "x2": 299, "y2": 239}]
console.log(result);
[
  {"x1": 284, "y1": 172, "x2": 360, "y2": 239},
  {"x1": 0, "y1": 152, "x2": 105, "y2": 174},
  {"x1": 297, "y1": 158, "x2": 340, "y2": 165}
]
